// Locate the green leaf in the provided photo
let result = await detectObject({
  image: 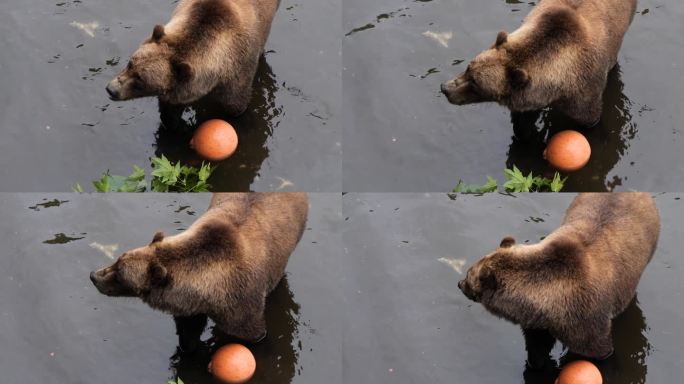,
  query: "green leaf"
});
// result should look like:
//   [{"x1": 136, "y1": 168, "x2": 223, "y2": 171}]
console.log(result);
[
  {"x1": 72, "y1": 183, "x2": 84, "y2": 193},
  {"x1": 523, "y1": 171, "x2": 534, "y2": 192},
  {"x1": 502, "y1": 166, "x2": 535, "y2": 192},
  {"x1": 454, "y1": 165, "x2": 567, "y2": 194},
  {"x1": 129, "y1": 165, "x2": 145, "y2": 181},
  {"x1": 91, "y1": 156, "x2": 215, "y2": 193},
  {"x1": 452, "y1": 176, "x2": 497, "y2": 194},
  {"x1": 198, "y1": 163, "x2": 212, "y2": 182},
  {"x1": 549, "y1": 172, "x2": 566, "y2": 192},
  {"x1": 92, "y1": 172, "x2": 113, "y2": 192},
  {"x1": 151, "y1": 177, "x2": 169, "y2": 192},
  {"x1": 151, "y1": 155, "x2": 179, "y2": 186},
  {"x1": 531, "y1": 176, "x2": 550, "y2": 190},
  {"x1": 480, "y1": 176, "x2": 498, "y2": 193},
  {"x1": 193, "y1": 180, "x2": 211, "y2": 192}
]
